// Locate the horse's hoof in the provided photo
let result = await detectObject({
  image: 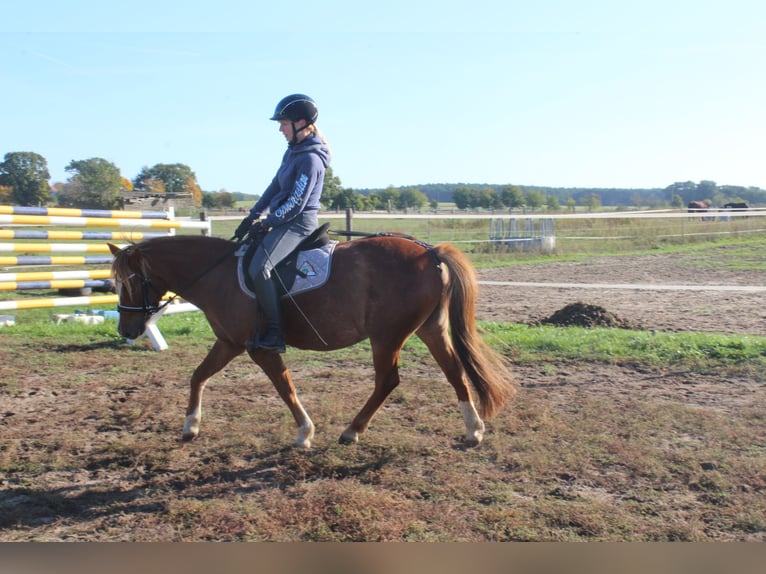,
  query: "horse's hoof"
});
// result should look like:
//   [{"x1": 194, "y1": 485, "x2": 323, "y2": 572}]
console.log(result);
[
  {"x1": 338, "y1": 432, "x2": 358, "y2": 445},
  {"x1": 181, "y1": 432, "x2": 197, "y2": 442},
  {"x1": 463, "y1": 436, "x2": 482, "y2": 448}
]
